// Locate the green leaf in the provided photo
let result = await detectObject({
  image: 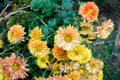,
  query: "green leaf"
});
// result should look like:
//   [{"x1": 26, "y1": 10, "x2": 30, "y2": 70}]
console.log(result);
[
  {"x1": 31, "y1": 0, "x2": 43, "y2": 10},
  {"x1": 62, "y1": 0, "x2": 74, "y2": 9}
]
